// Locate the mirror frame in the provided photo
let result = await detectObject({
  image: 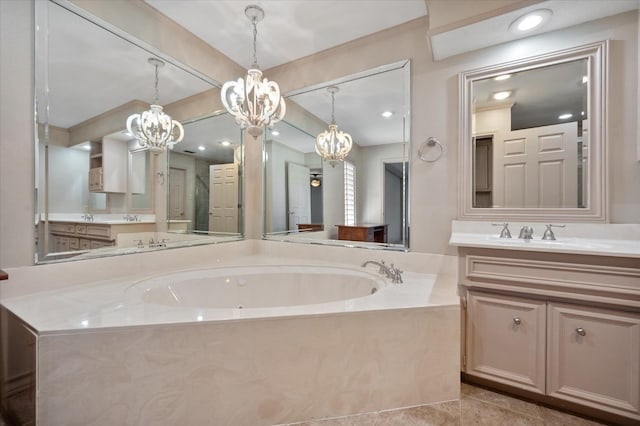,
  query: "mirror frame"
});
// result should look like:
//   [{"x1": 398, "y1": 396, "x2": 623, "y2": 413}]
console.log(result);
[
  {"x1": 458, "y1": 41, "x2": 608, "y2": 222},
  {"x1": 34, "y1": 0, "x2": 240, "y2": 264},
  {"x1": 262, "y1": 60, "x2": 411, "y2": 251}
]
